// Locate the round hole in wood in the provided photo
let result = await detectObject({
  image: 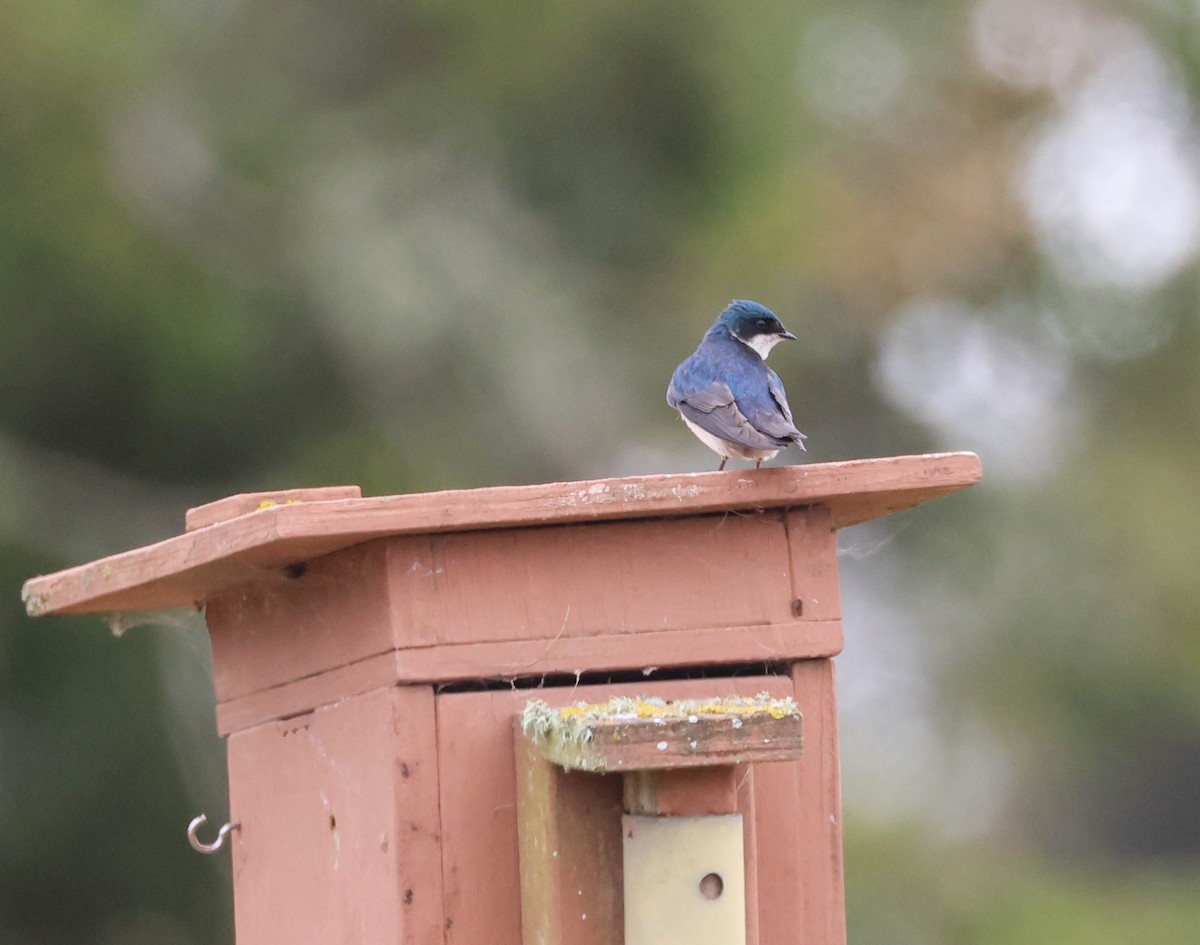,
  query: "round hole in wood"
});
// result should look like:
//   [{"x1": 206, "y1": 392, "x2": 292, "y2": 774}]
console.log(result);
[{"x1": 699, "y1": 872, "x2": 724, "y2": 901}]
